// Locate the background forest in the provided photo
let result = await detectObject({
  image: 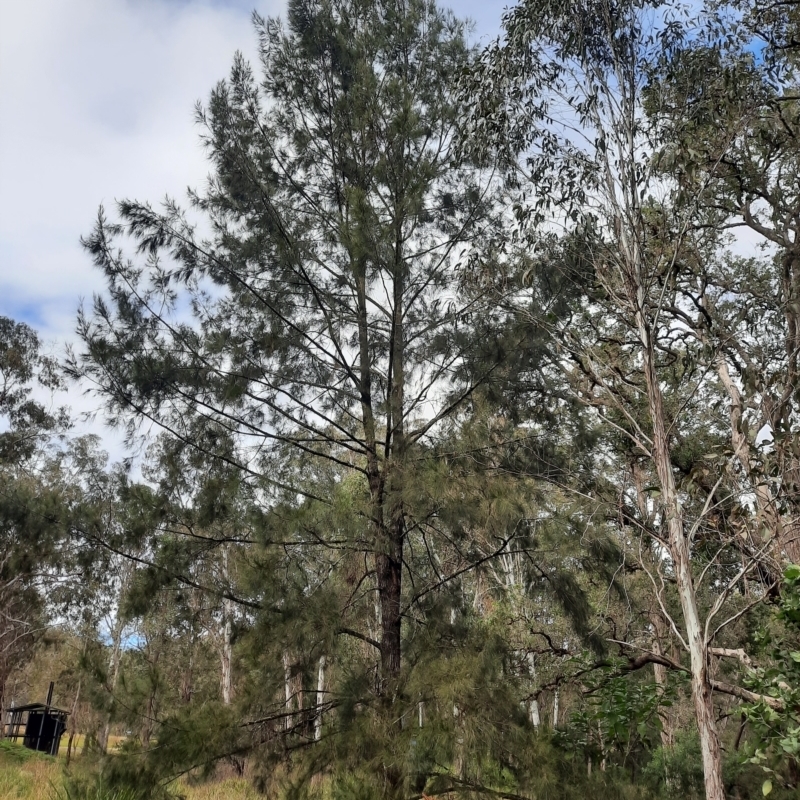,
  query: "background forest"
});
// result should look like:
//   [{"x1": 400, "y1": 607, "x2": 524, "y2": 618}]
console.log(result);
[{"x1": 4, "y1": 0, "x2": 800, "y2": 798}]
